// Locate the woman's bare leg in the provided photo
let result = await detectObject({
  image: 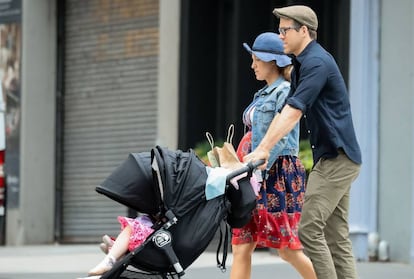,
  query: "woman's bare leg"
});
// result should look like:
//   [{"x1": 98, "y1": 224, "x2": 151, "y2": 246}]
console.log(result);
[
  {"x1": 230, "y1": 242, "x2": 256, "y2": 279},
  {"x1": 277, "y1": 248, "x2": 317, "y2": 279}
]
